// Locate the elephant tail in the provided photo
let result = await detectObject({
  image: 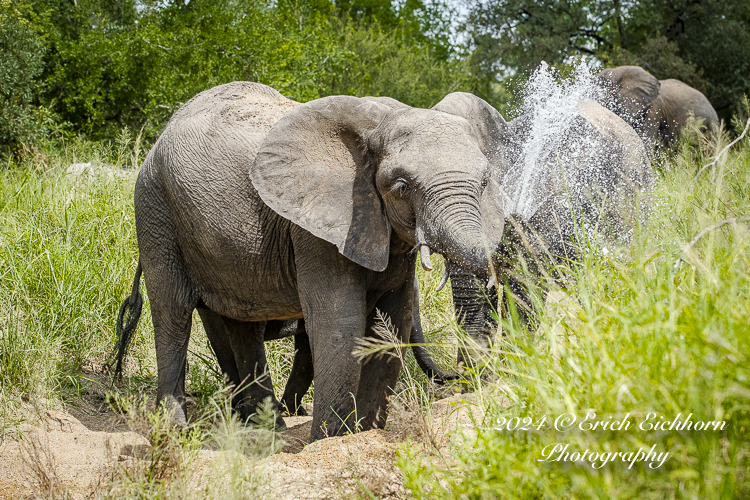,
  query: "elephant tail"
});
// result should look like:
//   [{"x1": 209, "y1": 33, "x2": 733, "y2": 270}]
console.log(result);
[
  {"x1": 112, "y1": 260, "x2": 144, "y2": 380},
  {"x1": 411, "y1": 318, "x2": 458, "y2": 384}
]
